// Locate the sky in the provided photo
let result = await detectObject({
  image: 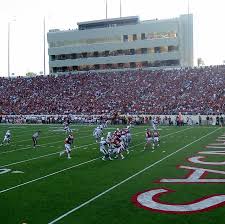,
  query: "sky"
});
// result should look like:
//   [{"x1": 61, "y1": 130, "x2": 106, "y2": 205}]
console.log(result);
[{"x1": 0, "y1": 0, "x2": 225, "y2": 77}]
